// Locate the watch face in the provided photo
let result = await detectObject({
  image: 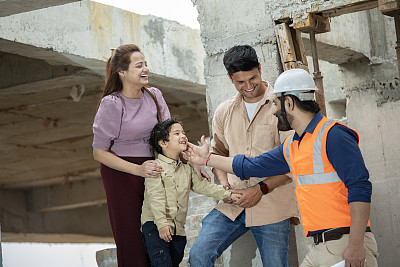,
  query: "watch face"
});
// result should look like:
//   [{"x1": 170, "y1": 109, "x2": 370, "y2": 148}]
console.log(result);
[{"x1": 259, "y1": 182, "x2": 269, "y2": 194}]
